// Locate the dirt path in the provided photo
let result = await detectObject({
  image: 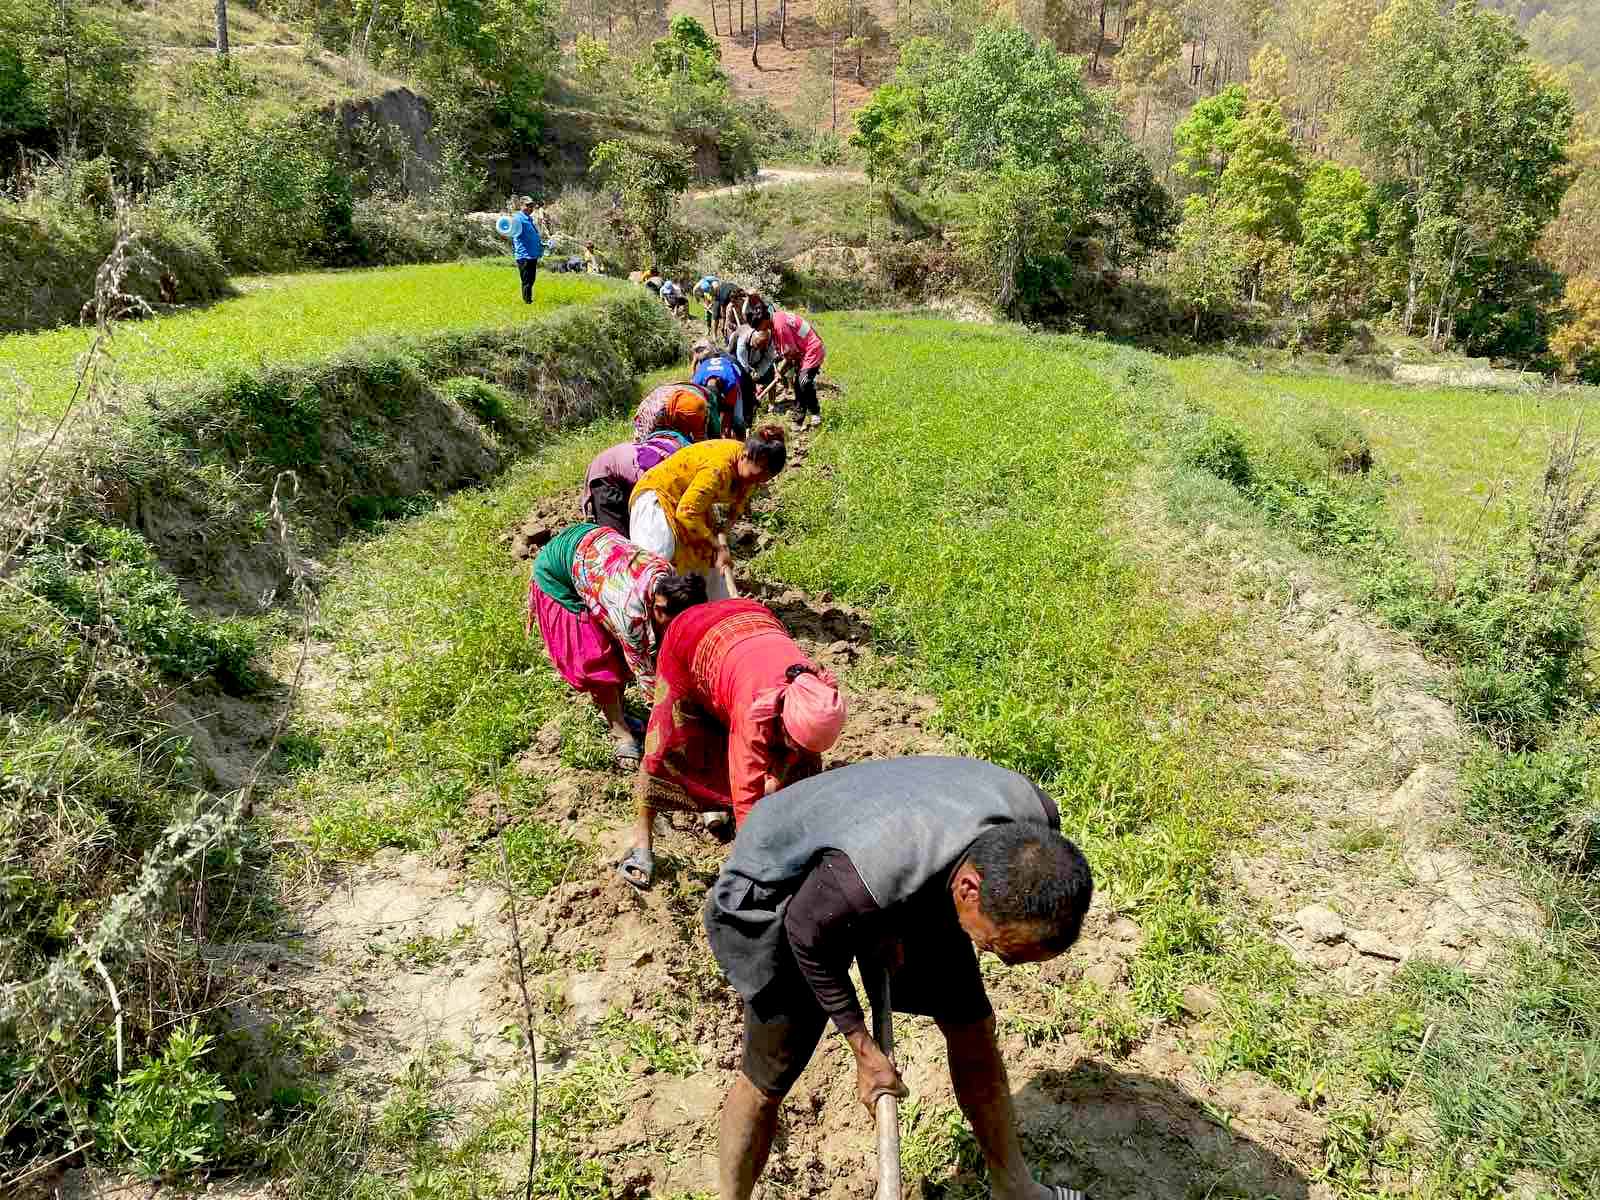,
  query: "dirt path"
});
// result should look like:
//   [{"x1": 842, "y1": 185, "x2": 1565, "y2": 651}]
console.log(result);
[
  {"x1": 218, "y1": 407, "x2": 1360, "y2": 1199},
  {"x1": 693, "y1": 167, "x2": 867, "y2": 199},
  {"x1": 1122, "y1": 475, "x2": 1540, "y2": 992}
]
